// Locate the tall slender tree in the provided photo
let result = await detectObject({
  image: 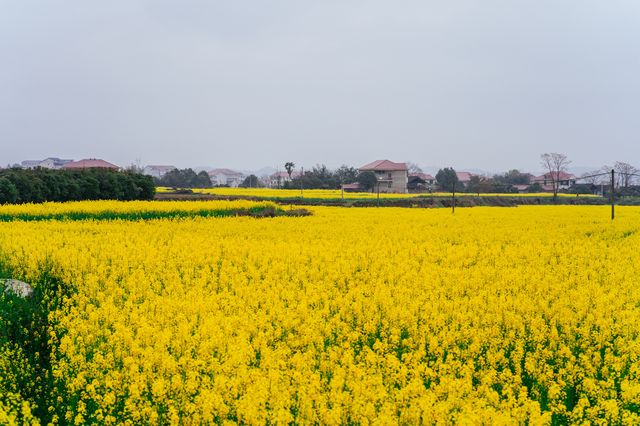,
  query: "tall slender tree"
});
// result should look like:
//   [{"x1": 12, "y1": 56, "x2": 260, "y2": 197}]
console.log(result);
[{"x1": 284, "y1": 162, "x2": 295, "y2": 180}]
